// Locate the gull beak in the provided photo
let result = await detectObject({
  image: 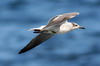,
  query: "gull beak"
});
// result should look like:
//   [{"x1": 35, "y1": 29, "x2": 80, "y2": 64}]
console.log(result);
[{"x1": 79, "y1": 26, "x2": 85, "y2": 29}]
